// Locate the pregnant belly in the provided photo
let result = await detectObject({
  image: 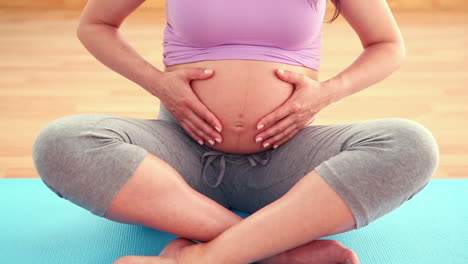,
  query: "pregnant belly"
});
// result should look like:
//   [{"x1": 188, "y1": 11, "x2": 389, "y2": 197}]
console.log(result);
[{"x1": 164, "y1": 59, "x2": 318, "y2": 154}]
